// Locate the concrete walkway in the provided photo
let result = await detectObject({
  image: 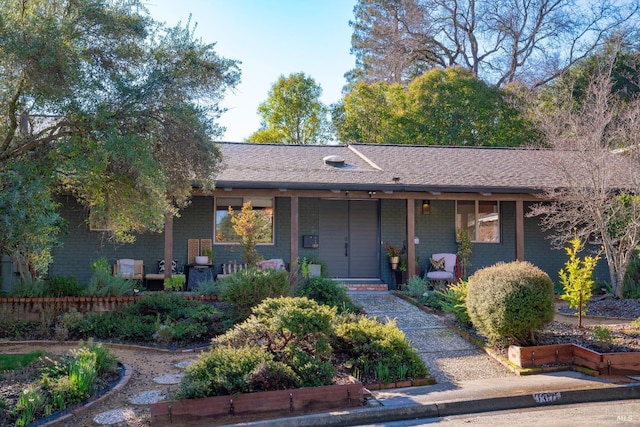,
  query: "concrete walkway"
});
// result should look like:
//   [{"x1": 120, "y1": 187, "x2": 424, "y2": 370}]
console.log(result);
[
  {"x1": 348, "y1": 291, "x2": 511, "y2": 384},
  {"x1": 236, "y1": 291, "x2": 640, "y2": 427}
]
